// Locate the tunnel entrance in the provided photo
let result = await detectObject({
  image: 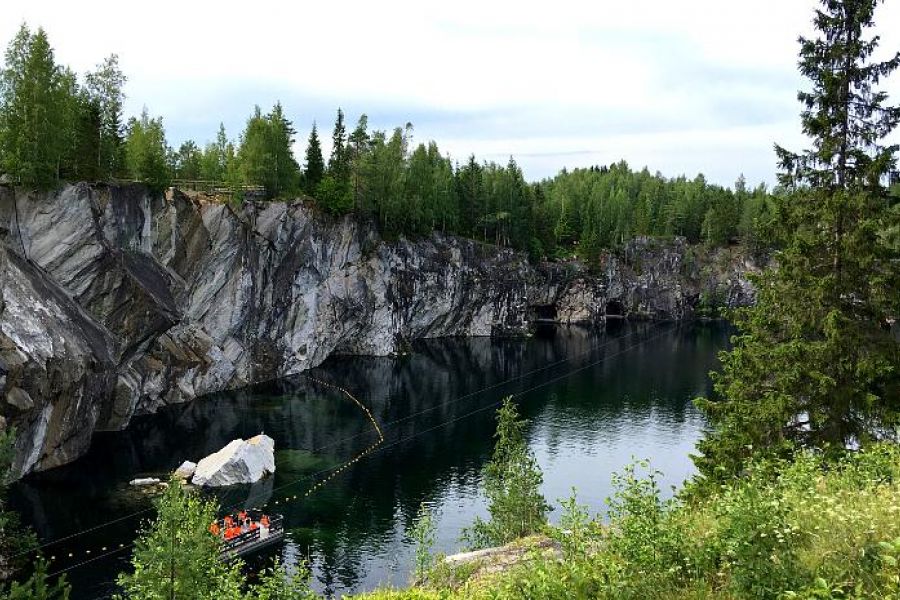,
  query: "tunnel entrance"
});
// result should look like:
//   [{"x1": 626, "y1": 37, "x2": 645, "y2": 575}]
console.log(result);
[
  {"x1": 529, "y1": 304, "x2": 558, "y2": 322},
  {"x1": 605, "y1": 299, "x2": 625, "y2": 319}
]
